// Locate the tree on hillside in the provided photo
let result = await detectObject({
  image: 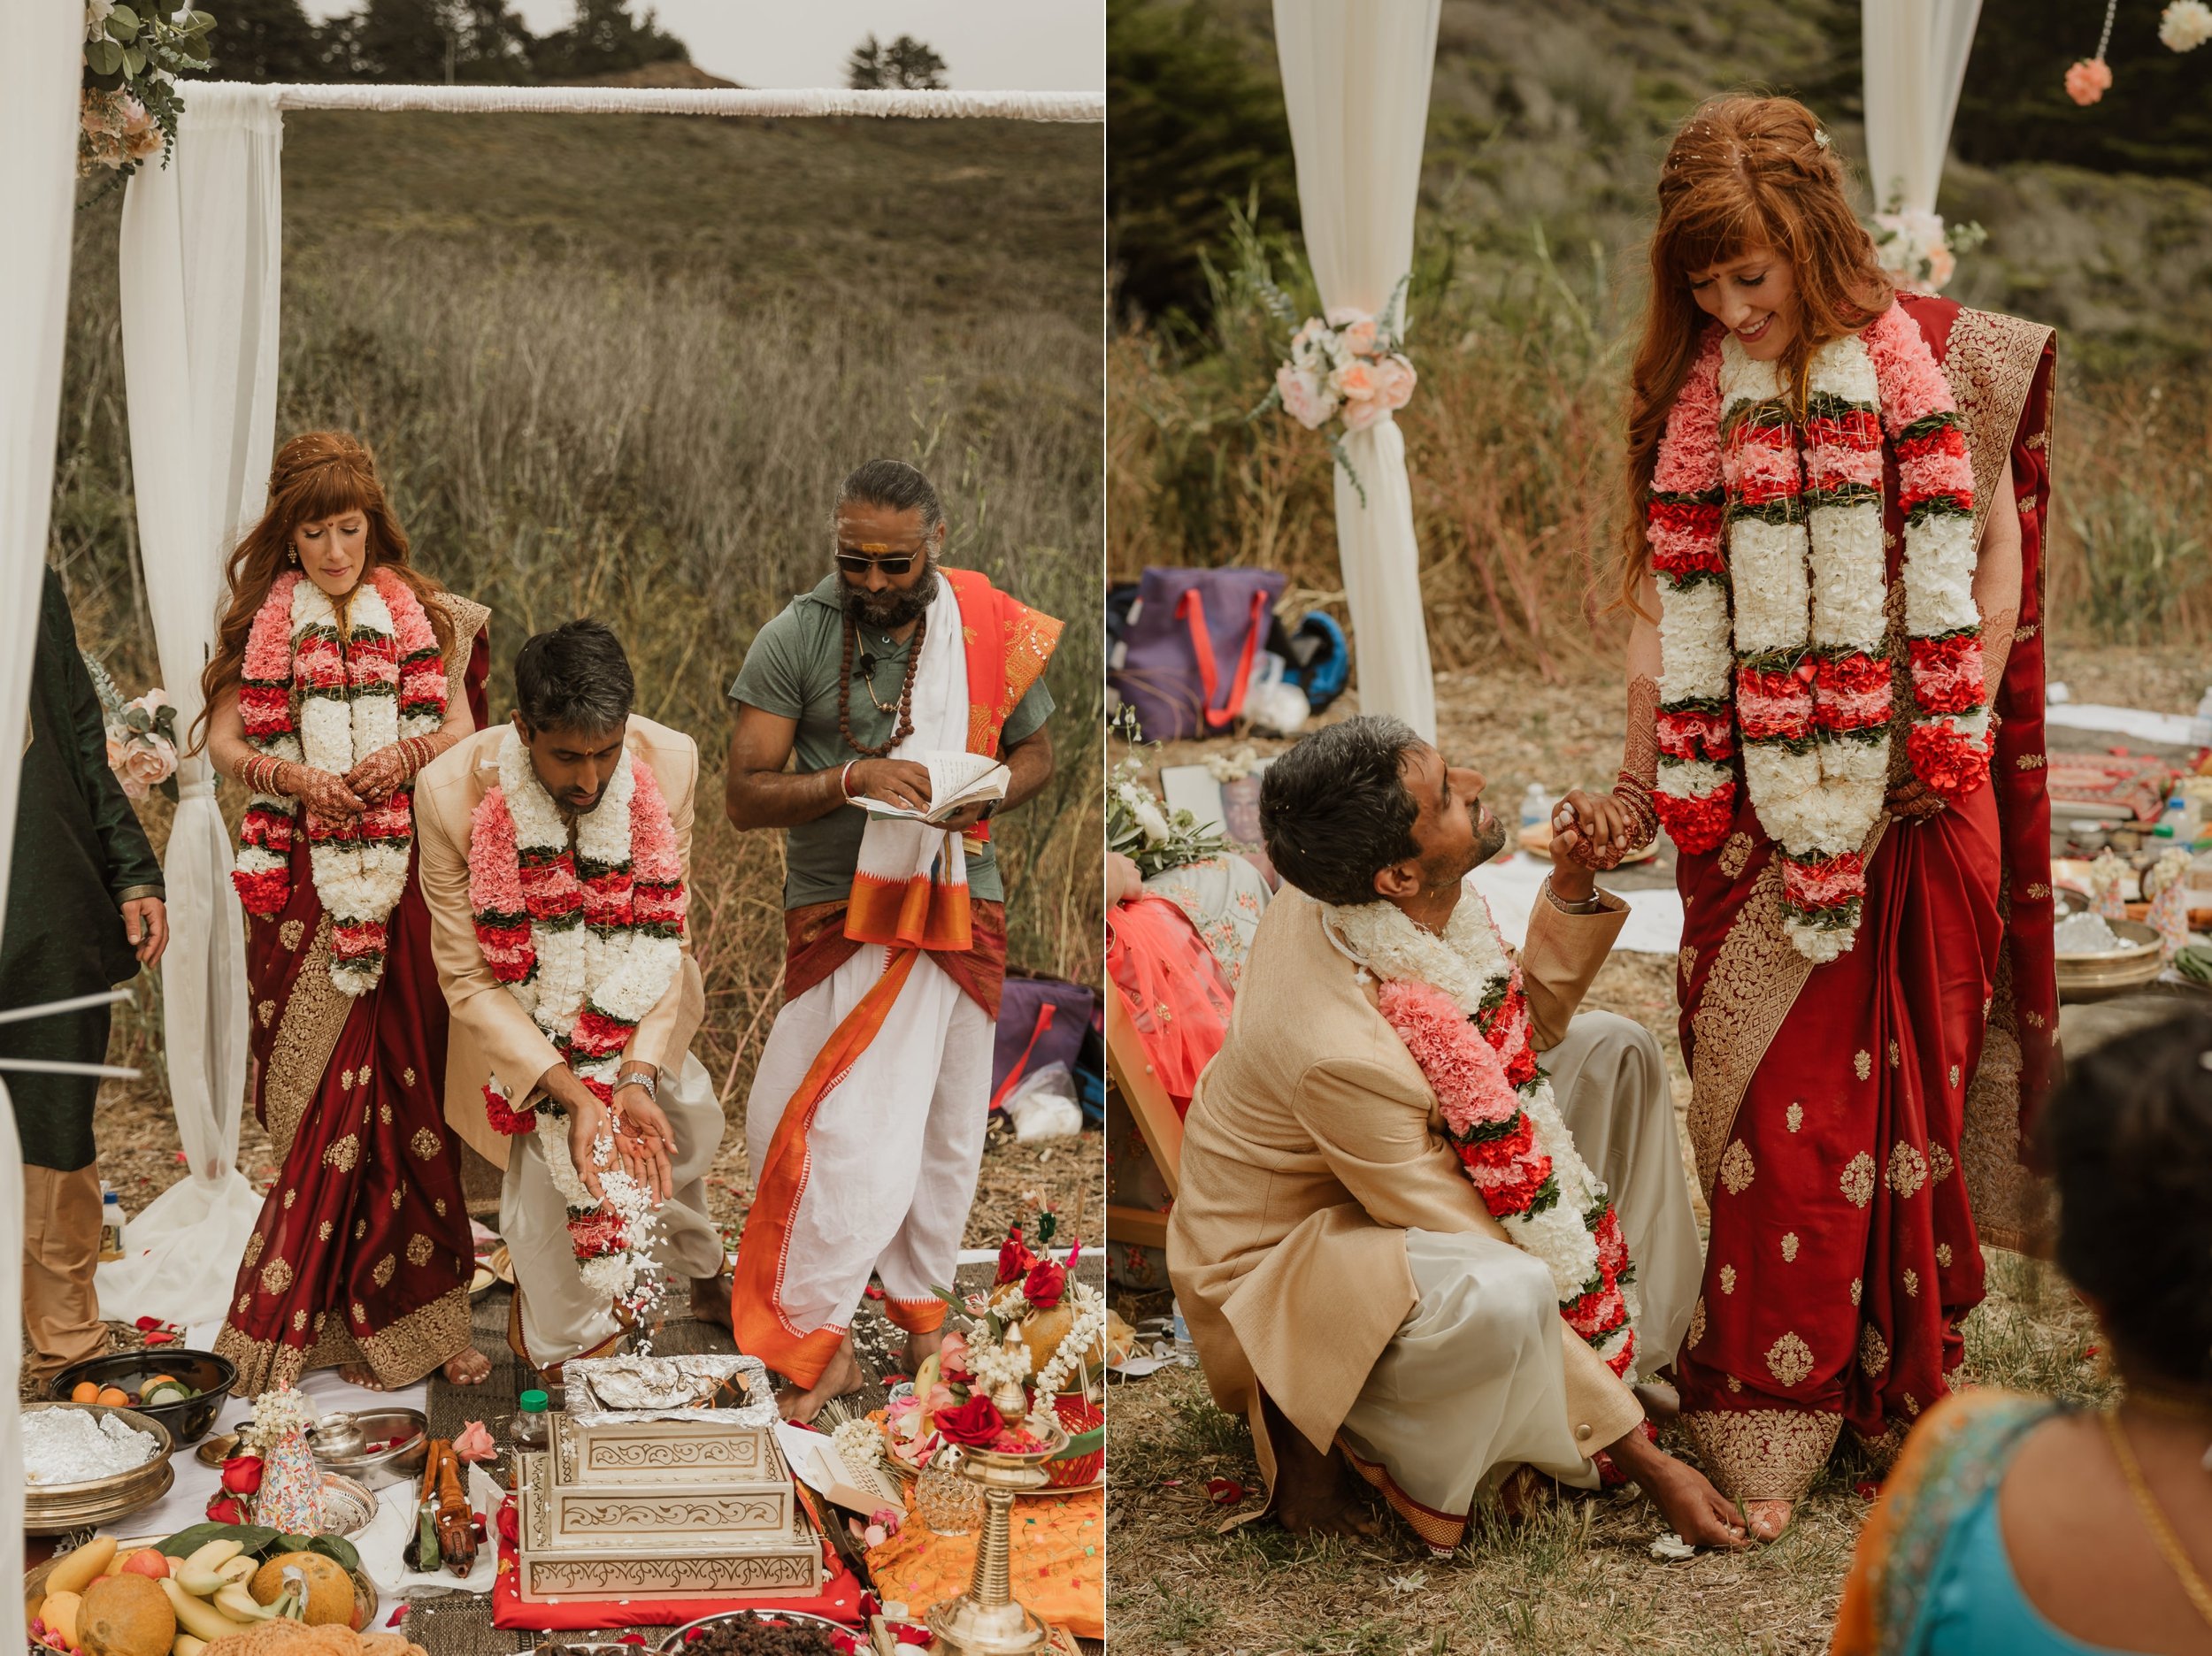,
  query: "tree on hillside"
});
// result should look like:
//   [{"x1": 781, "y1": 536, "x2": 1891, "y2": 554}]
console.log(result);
[
  {"x1": 847, "y1": 34, "x2": 949, "y2": 91},
  {"x1": 1109, "y1": 0, "x2": 1300, "y2": 325},
  {"x1": 208, "y1": 0, "x2": 329, "y2": 80},
  {"x1": 322, "y1": 0, "x2": 534, "y2": 83},
  {"x1": 535, "y1": 0, "x2": 687, "y2": 80}
]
